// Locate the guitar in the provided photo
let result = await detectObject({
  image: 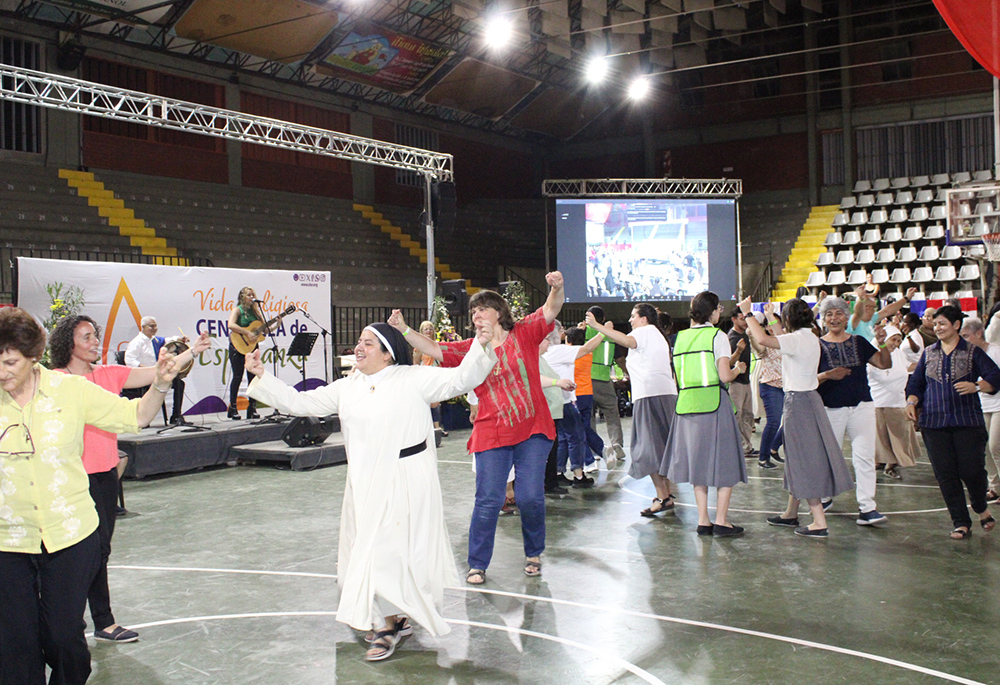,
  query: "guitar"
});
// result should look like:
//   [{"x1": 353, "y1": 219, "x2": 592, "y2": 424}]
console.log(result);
[{"x1": 230, "y1": 305, "x2": 296, "y2": 355}]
